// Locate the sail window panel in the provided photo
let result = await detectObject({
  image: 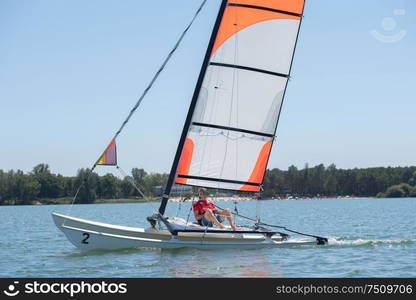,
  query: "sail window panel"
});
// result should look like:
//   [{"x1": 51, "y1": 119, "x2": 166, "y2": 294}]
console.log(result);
[
  {"x1": 175, "y1": 128, "x2": 272, "y2": 192},
  {"x1": 228, "y1": 0, "x2": 305, "y2": 15},
  {"x1": 192, "y1": 65, "x2": 287, "y2": 135},
  {"x1": 212, "y1": 6, "x2": 300, "y2": 75}
]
